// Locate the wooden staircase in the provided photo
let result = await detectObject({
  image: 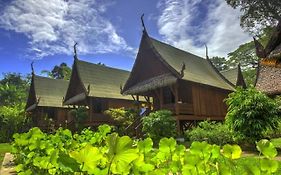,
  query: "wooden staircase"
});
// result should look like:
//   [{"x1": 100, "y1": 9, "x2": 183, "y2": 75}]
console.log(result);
[{"x1": 125, "y1": 108, "x2": 150, "y2": 138}]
